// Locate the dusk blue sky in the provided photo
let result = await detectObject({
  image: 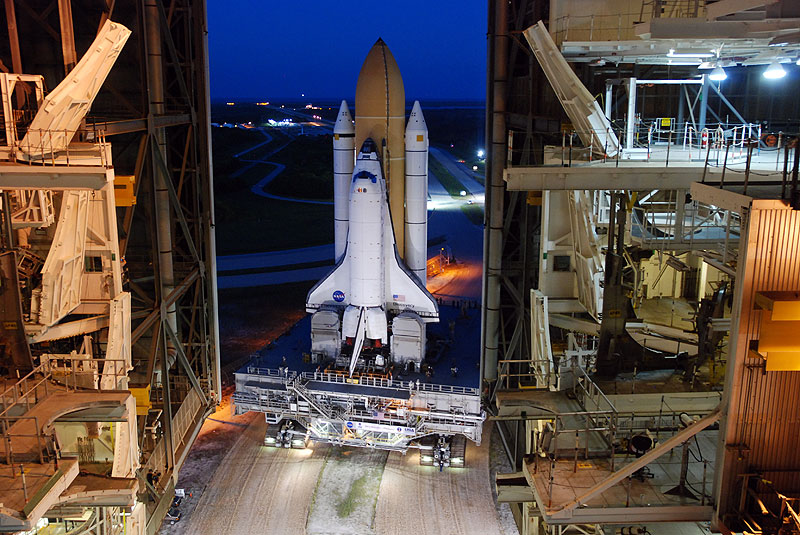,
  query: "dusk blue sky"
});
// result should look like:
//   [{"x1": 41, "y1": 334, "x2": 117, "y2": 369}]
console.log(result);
[{"x1": 207, "y1": 1, "x2": 487, "y2": 101}]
